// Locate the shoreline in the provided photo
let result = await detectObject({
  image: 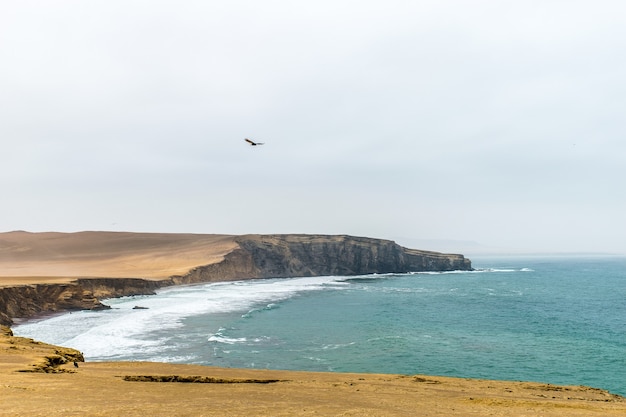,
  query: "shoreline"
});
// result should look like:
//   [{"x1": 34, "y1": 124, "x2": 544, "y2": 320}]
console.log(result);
[
  {"x1": 0, "y1": 232, "x2": 472, "y2": 325},
  {"x1": 1, "y1": 326, "x2": 624, "y2": 416},
  {"x1": 12, "y1": 276, "x2": 624, "y2": 399},
  {"x1": 10, "y1": 273, "x2": 626, "y2": 402},
  {"x1": 3, "y1": 231, "x2": 624, "y2": 414}
]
